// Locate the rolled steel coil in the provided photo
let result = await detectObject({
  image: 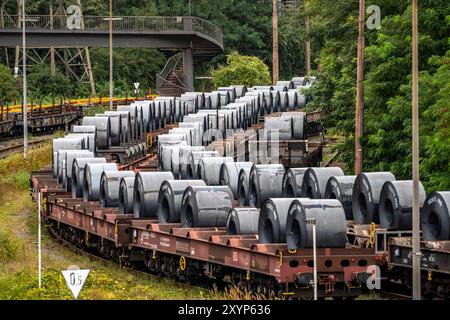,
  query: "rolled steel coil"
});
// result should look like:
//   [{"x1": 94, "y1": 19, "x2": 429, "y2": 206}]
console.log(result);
[
  {"x1": 421, "y1": 191, "x2": 450, "y2": 241},
  {"x1": 133, "y1": 172, "x2": 174, "y2": 218},
  {"x1": 219, "y1": 162, "x2": 254, "y2": 199},
  {"x1": 52, "y1": 137, "x2": 85, "y2": 178},
  {"x1": 83, "y1": 162, "x2": 118, "y2": 201},
  {"x1": 281, "y1": 112, "x2": 305, "y2": 140},
  {"x1": 297, "y1": 94, "x2": 307, "y2": 109},
  {"x1": 324, "y1": 175, "x2": 357, "y2": 220},
  {"x1": 352, "y1": 172, "x2": 397, "y2": 224},
  {"x1": 180, "y1": 185, "x2": 234, "y2": 228},
  {"x1": 117, "y1": 105, "x2": 139, "y2": 139},
  {"x1": 169, "y1": 128, "x2": 194, "y2": 146},
  {"x1": 179, "y1": 94, "x2": 198, "y2": 114},
  {"x1": 264, "y1": 117, "x2": 293, "y2": 140},
  {"x1": 184, "y1": 92, "x2": 205, "y2": 109},
  {"x1": 204, "y1": 92, "x2": 220, "y2": 109},
  {"x1": 302, "y1": 167, "x2": 345, "y2": 199},
  {"x1": 81, "y1": 116, "x2": 111, "y2": 150},
  {"x1": 276, "y1": 80, "x2": 294, "y2": 90},
  {"x1": 213, "y1": 90, "x2": 230, "y2": 106},
  {"x1": 95, "y1": 113, "x2": 122, "y2": 146},
  {"x1": 236, "y1": 96, "x2": 258, "y2": 124},
  {"x1": 272, "y1": 85, "x2": 288, "y2": 92},
  {"x1": 282, "y1": 168, "x2": 309, "y2": 197},
  {"x1": 183, "y1": 114, "x2": 208, "y2": 133},
  {"x1": 291, "y1": 77, "x2": 305, "y2": 88},
  {"x1": 249, "y1": 164, "x2": 285, "y2": 208},
  {"x1": 187, "y1": 150, "x2": 219, "y2": 179},
  {"x1": 100, "y1": 171, "x2": 136, "y2": 208},
  {"x1": 159, "y1": 143, "x2": 188, "y2": 171},
  {"x1": 237, "y1": 166, "x2": 253, "y2": 206},
  {"x1": 286, "y1": 199, "x2": 347, "y2": 249},
  {"x1": 72, "y1": 126, "x2": 97, "y2": 152},
  {"x1": 379, "y1": 180, "x2": 426, "y2": 230},
  {"x1": 157, "y1": 179, "x2": 207, "y2": 223},
  {"x1": 71, "y1": 158, "x2": 107, "y2": 198},
  {"x1": 105, "y1": 110, "x2": 131, "y2": 143},
  {"x1": 56, "y1": 149, "x2": 70, "y2": 183},
  {"x1": 179, "y1": 122, "x2": 203, "y2": 146},
  {"x1": 279, "y1": 91, "x2": 289, "y2": 112},
  {"x1": 227, "y1": 208, "x2": 260, "y2": 235},
  {"x1": 286, "y1": 91, "x2": 299, "y2": 110},
  {"x1": 155, "y1": 97, "x2": 175, "y2": 125},
  {"x1": 218, "y1": 87, "x2": 236, "y2": 102},
  {"x1": 63, "y1": 150, "x2": 94, "y2": 191},
  {"x1": 119, "y1": 176, "x2": 136, "y2": 214},
  {"x1": 258, "y1": 198, "x2": 300, "y2": 243},
  {"x1": 176, "y1": 146, "x2": 206, "y2": 179},
  {"x1": 270, "y1": 90, "x2": 281, "y2": 112},
  {"x1": 197, "y1": 157, "x2": 234, "y2": 185},
  {"x1": 230, "y1": 85, "x2": 248, "y2": 98},
  {"x1": 157, "y1": 134, "x2": 188, "y2": 162},
  {"x1": 252, "y1": 85, "x2": 274, "y2": 91}
]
